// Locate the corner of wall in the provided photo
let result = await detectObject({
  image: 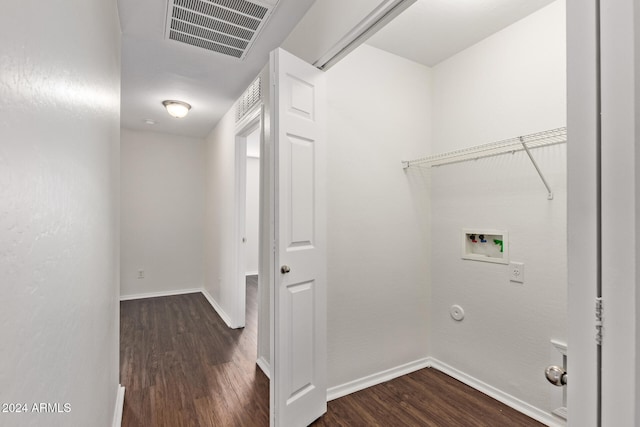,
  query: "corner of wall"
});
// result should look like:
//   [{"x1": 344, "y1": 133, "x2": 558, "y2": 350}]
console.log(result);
[{"x1": 324, "y1": 43, "x2": 431, "y2": 388}]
